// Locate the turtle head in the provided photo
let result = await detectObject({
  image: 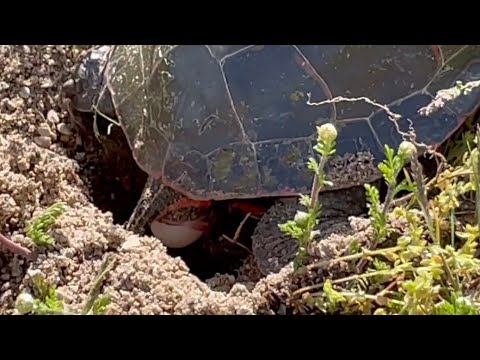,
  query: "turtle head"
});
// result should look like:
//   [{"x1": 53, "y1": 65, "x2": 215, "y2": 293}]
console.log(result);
[{"x1": 64, "y1": 45, "x2": 116, "y2": 118}]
